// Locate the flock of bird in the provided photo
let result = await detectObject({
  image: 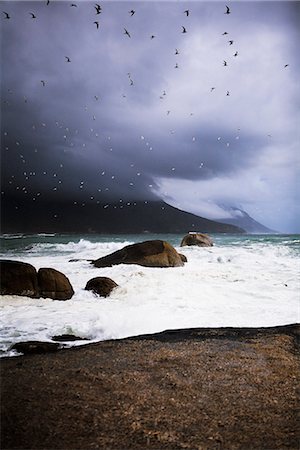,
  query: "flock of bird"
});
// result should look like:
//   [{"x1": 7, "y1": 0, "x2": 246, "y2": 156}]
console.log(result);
[{"x1": 1, "y1": 2, "x2": 291, "y2": 212}]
